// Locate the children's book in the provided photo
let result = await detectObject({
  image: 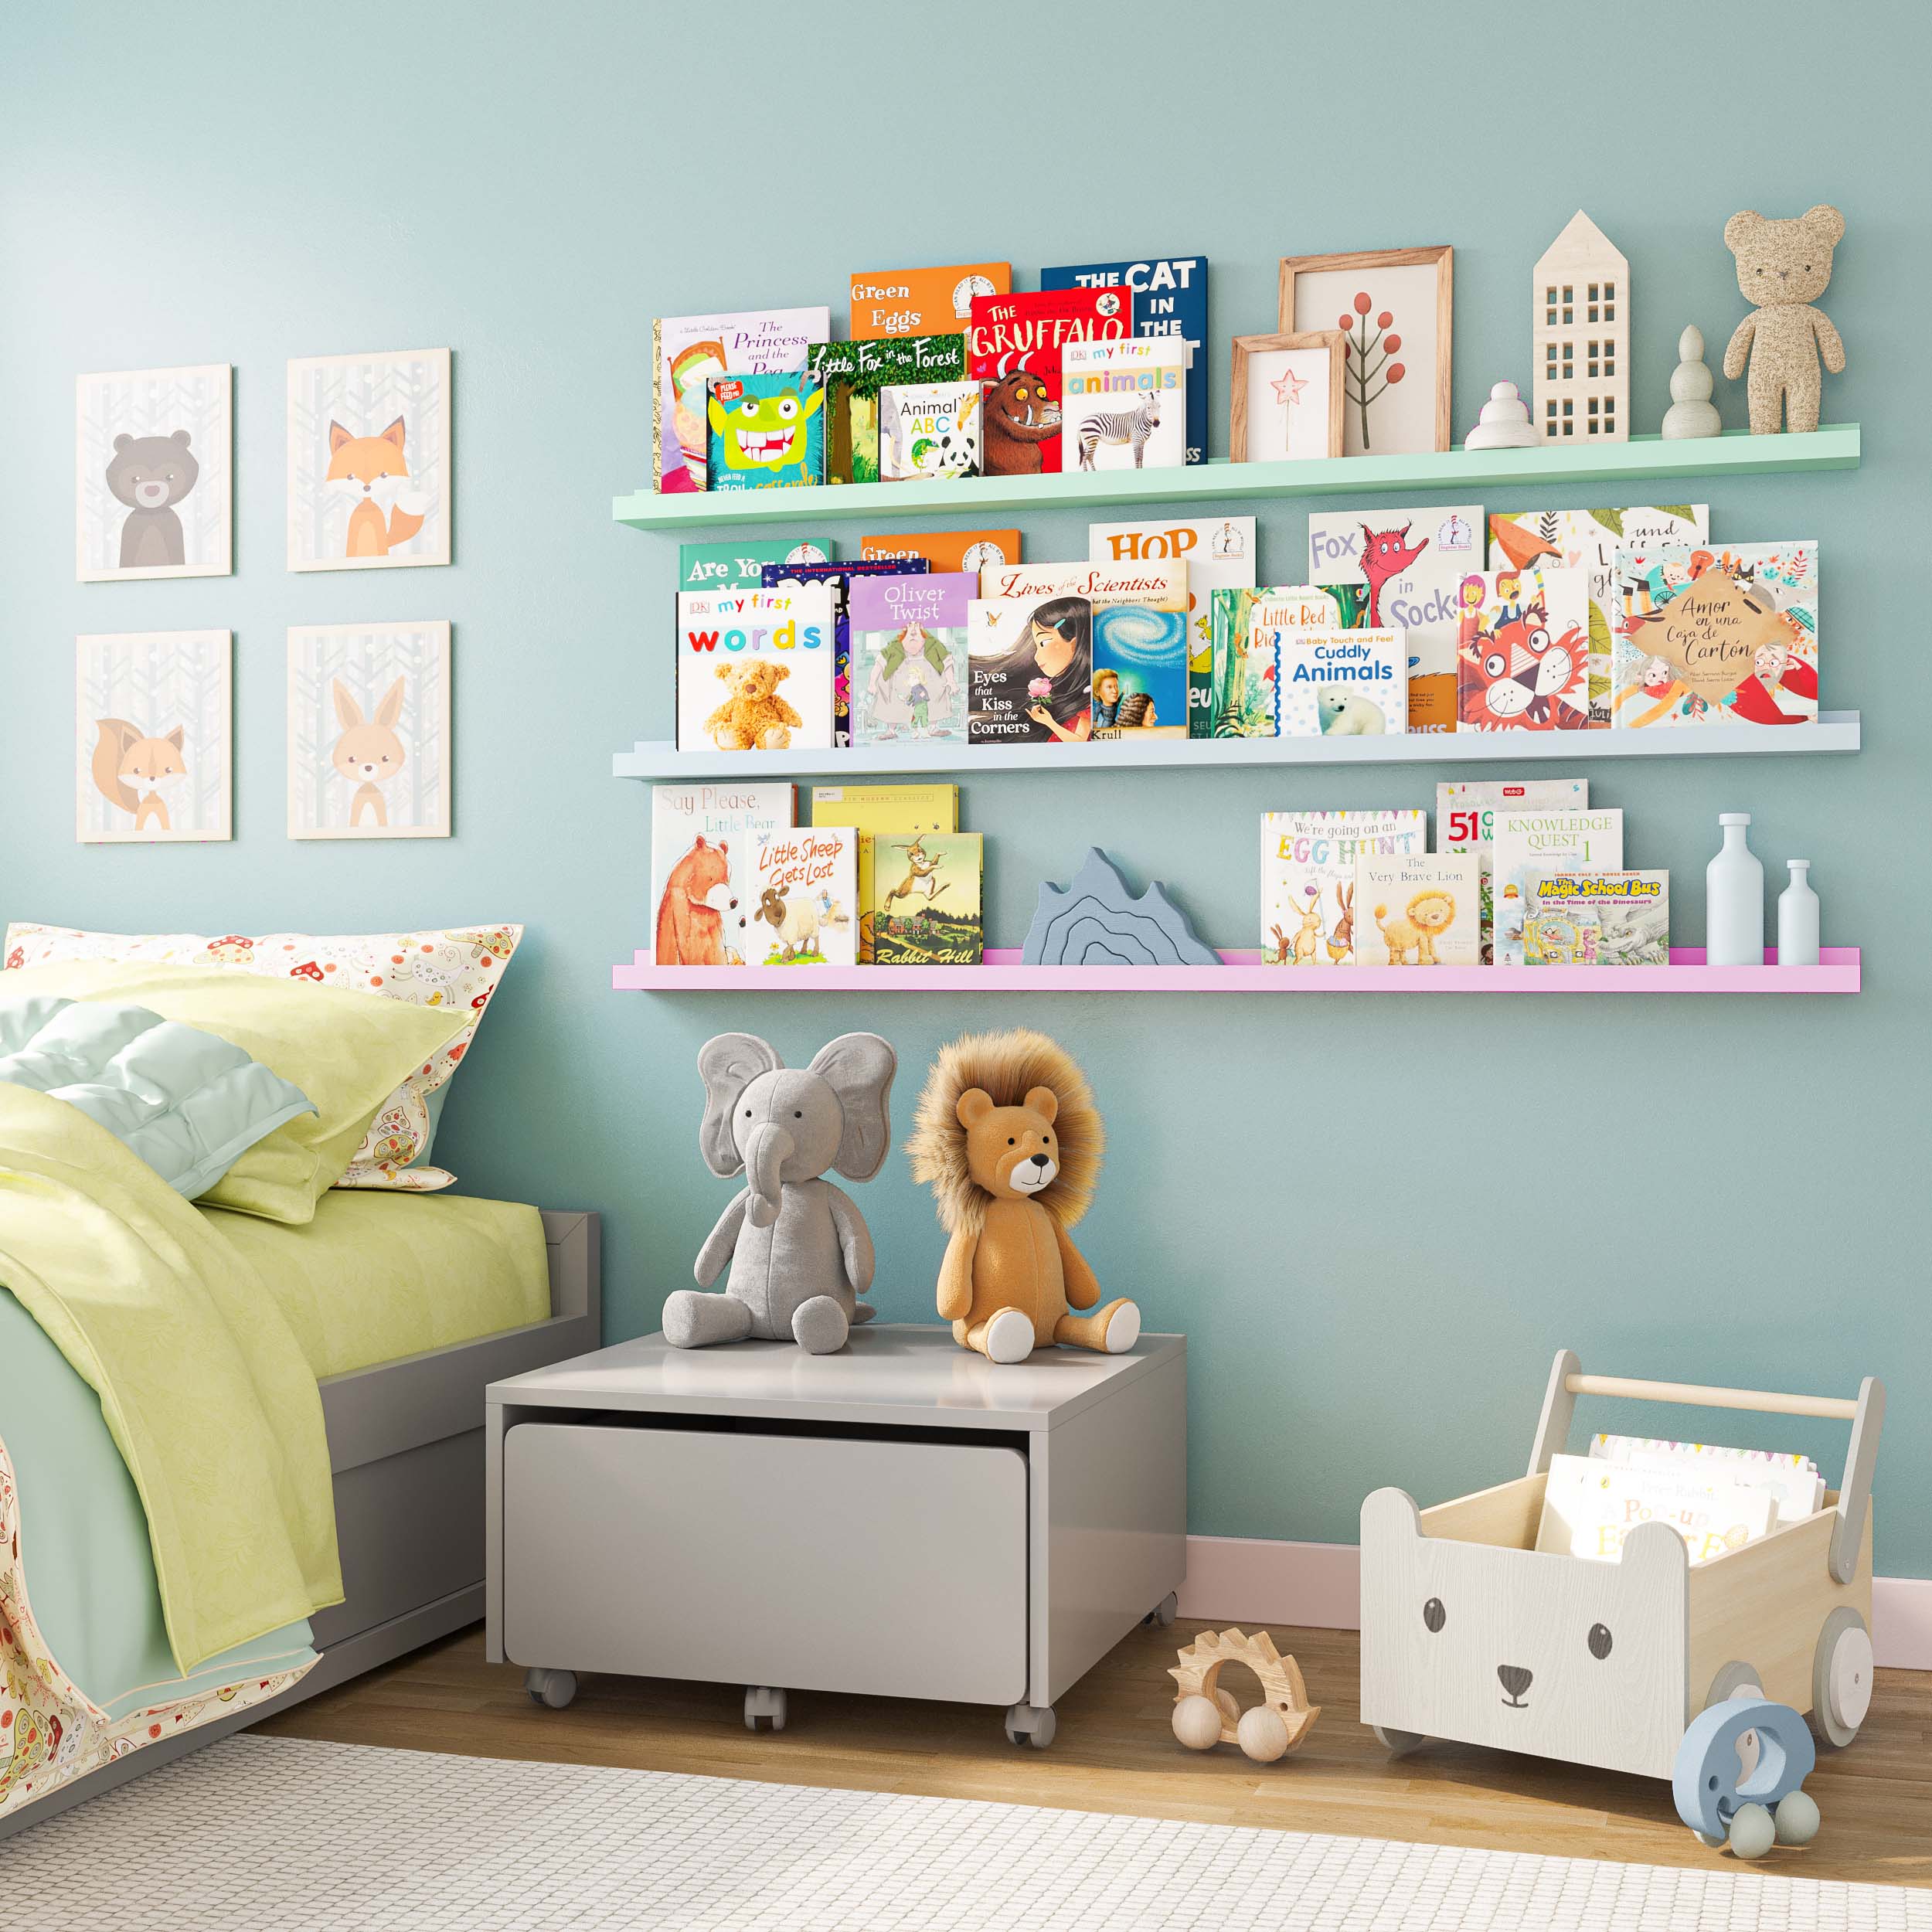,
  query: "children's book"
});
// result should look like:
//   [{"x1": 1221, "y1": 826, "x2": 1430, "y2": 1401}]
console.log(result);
[
  {"x1": 808, "y1": 783, "x2": 958, "y2": 961},
  {"x1": 1492, "y1": 808, "x2": 1624, "y2": 965},
  {"x1": 860, "y1": 529, "x2": 1021, "y2": 573},
  {"x1": 1260, "y1": 810, "x2": 1427, "y2": 964},
  {"x1": 1269, "y1": 617, "x2": 1406, "y2": 738},
  {"x1": 1060, "y1": 338, "x2": 1189, "y2": 474},
  {"x1": 675, "y1": 583, "x2": 836, "y2": 752},
  {"x1": 1043, "y1": 255, "x2": 1208, "y2": 464},
  {"x1": 1089, "y1": 518, "x2": 1257, "y2": 736},
  {"x1": 1354, "y1": 852, "x2": 1481, "y2": 966},
  {"x1": 1488, "y1": 506, "x2": 1709, "y2": 723},
  {"x1": 649, "y1": 782, "x2": 796, "y2": 967},
  {"x1": 1454, "y1": 566, "x2": 1593, "y2": 733},
  {"x1": 868, "y1": 832, "x2": 984, "y2": 965},
  {"x1": 808, "y1": 336, "x2": 969, "y2": 484},
  {"x1": 682, "y1": 538, "x2": 830, "y2": 590},
  {"x1": 1206, "y1": 585, "x2": 1366, "y2": 739},
  {"x1": 1611, "y1": 543, "x2": 1818, "y2": 727},
  {"x1": 704, "y1": 371, "x2": 825, "y2": 490},
  {"x1": 968, "y1": 288, "x2": 1133, "y2": 477},
  {"x1": 750, "y1": 827, "x2": 858, "y2": 967},
  {"x1": 879, "y1": 383, "x2": 982, "y2": 481},
  {"x1": 966, "y1": 597, "x2": 1091, "y2": 747},
  {"x1": 1538, "y1": 1453, "x2": 1777, "y2": 1566},
  {"x1": 1524, "y1": 870, "x2": 1668, "y2": 966},
  {"x1": 1434, "y1": 780, "x2": 1588, "y2": 964},
  {"x1": 847, "y1": 573, "x2": 972, "y2": 746},
  {"x1": 1307, "y1": 505, "x2": 1482, "y2": 733},
  {"x1": 1590, "y1": 1434, "x2": 1823, "y2": 1521},
  {"x1": 849, "y1": 264, "x2": 1010, "y2": 340},
  {"x1": 762, "y1": 557, "x2": 931, "y2": 747},
  {"x1": 655, "y1": 307, "x2": 828, "y2": 493}
]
